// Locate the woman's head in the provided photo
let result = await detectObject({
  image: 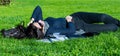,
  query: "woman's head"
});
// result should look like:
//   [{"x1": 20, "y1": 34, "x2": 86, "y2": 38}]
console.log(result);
[{"x1": 26, "y1": 23, "x2": 44, "y2": 39}]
